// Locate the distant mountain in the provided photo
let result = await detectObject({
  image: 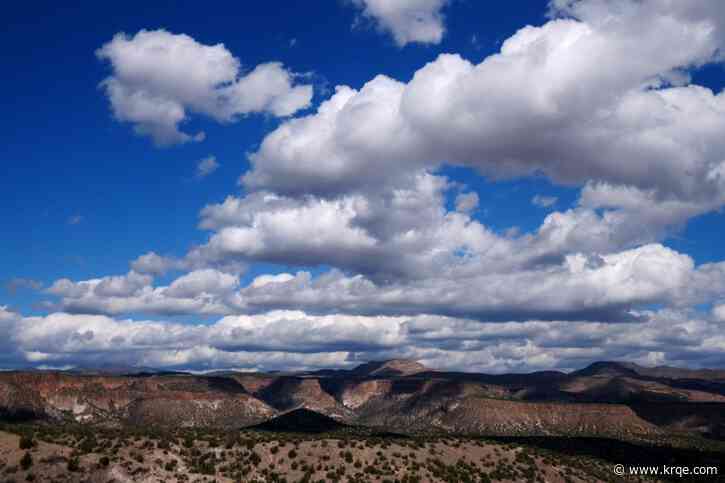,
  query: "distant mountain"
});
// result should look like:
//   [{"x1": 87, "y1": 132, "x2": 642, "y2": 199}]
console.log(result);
[
  {"x1": 350, "y1": 359, "x2": 429, "y2": 377},
  {"x1": 572, "y1": 361, "x2": 642, "y2": 378},
  {"x1": 65, "y1": 365, "x2": 190, "y2": 377},
  {"x1": 574, "y1": 361, "x2": 725, "y2": 381}
]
